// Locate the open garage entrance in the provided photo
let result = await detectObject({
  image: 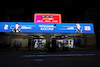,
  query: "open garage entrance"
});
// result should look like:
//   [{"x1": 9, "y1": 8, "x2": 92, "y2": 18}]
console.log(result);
[{"x1": 0, "y1": 33, "x2": 96, "y2": 51}]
